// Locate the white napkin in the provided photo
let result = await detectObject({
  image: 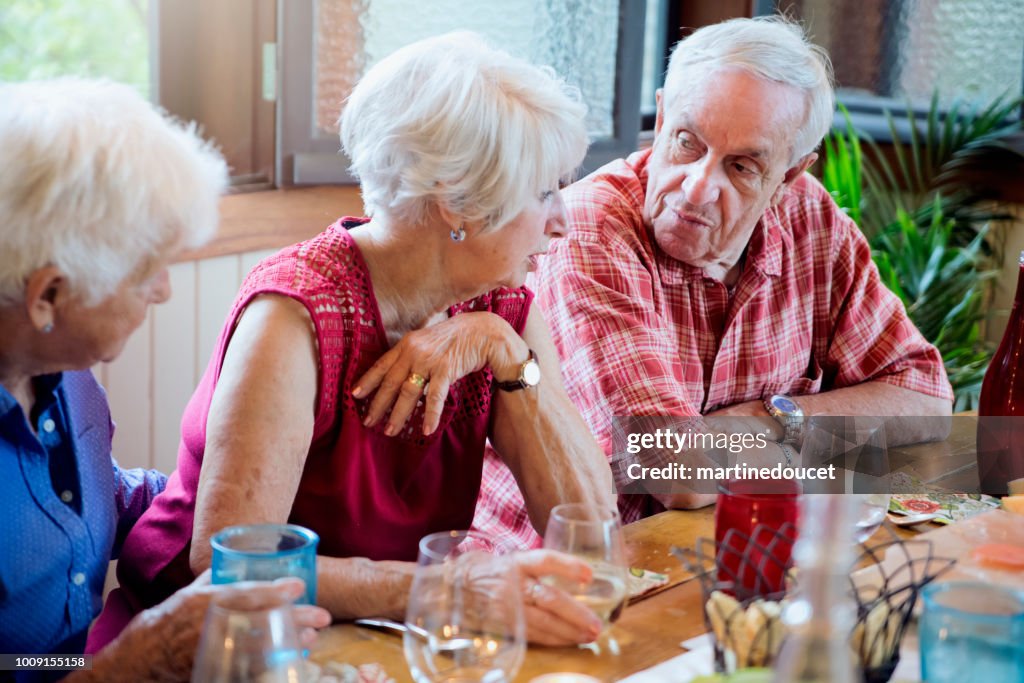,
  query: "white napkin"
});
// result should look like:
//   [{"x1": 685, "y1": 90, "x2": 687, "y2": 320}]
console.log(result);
[{"x1": 618, "y1": 633, "x2": 922, "y2": 682}]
